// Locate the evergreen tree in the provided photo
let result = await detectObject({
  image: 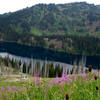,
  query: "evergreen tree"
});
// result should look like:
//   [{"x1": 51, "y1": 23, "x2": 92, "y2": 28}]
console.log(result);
[
  {"x1": 49, "y1": 62, "x2": 55, "y2": 77},
  {"x1": 23, "y1": 62, "x2": 26, "y2": 73},
  {"x1": 36, "y1": 60, "x2": 41, "y2": 76}
]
